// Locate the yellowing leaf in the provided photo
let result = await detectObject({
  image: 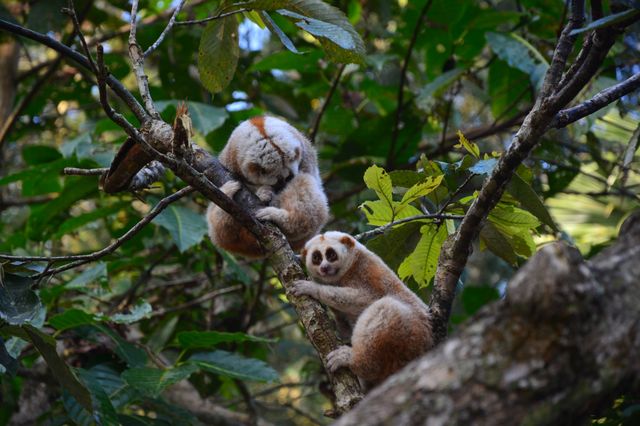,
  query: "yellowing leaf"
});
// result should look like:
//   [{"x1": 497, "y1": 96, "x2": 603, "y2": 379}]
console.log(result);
[
  {"x1": 399, "y1": 175, "x2": 444, "y2": 207},
  {"x1": 360, "y1": 200, "x2": 422, "y2": 226},
  {"x1": 363, "y1": 165, "x2": 393, "y2": 206},
  {"x1": 454, "y1": 130, "x2": 480, "y2": 158}
]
